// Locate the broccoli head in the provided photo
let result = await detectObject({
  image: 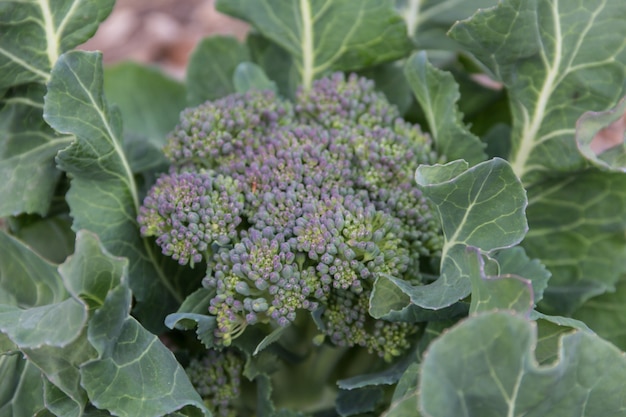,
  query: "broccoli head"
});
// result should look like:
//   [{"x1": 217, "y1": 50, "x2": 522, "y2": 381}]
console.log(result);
[{"x1": 139, "y1": 72, "x2": 444, "y2": 359}]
